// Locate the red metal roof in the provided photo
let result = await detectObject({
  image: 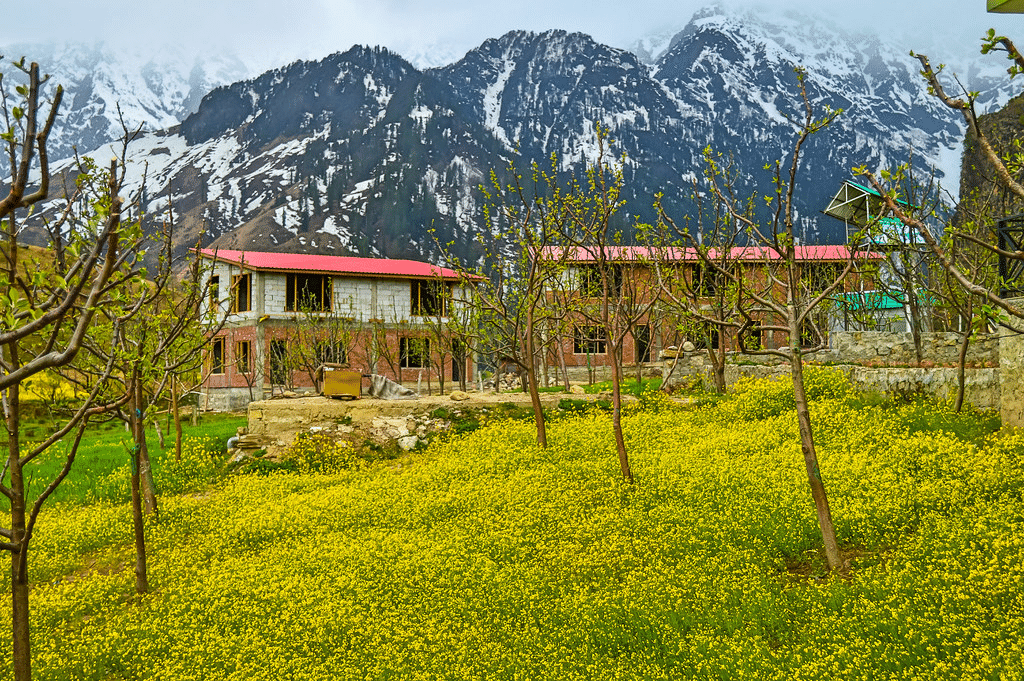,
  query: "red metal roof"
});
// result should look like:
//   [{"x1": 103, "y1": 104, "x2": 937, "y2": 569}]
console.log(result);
[
  {"x1": 540, "y1": 244, "x2": 883, "y2": 262},
  {"x1": 197, "y1": 249, "x2": 472, "y2": 280}
]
